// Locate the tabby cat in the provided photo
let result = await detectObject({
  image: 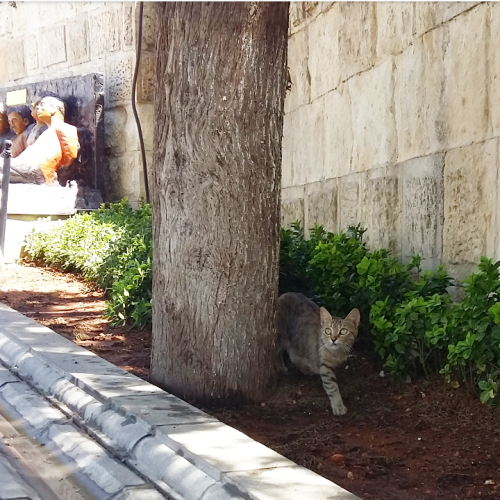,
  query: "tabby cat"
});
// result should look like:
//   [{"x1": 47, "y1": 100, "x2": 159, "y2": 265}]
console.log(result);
[{"x1": 276, "y1": 292, "x2": 360, "y2": 415}]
